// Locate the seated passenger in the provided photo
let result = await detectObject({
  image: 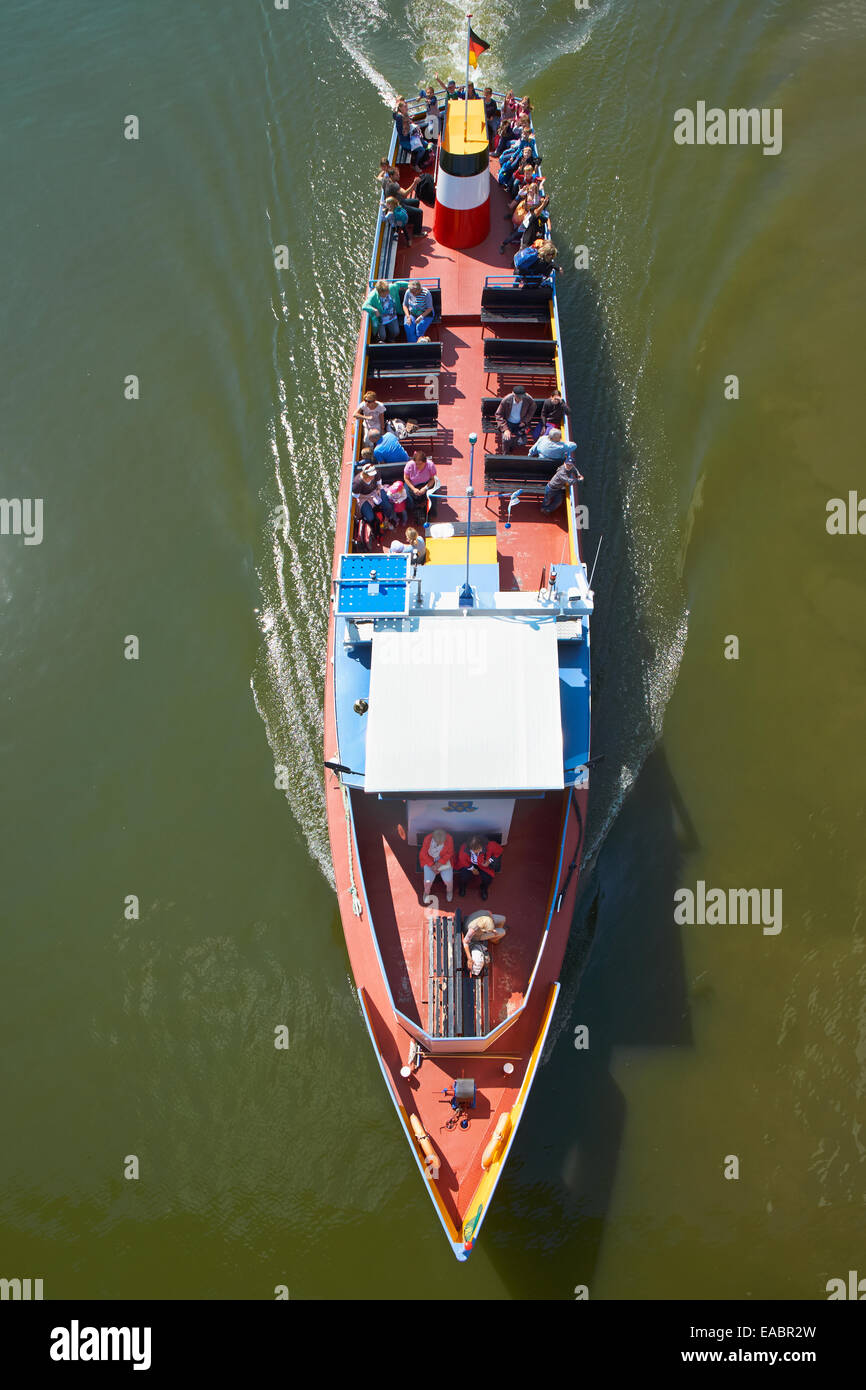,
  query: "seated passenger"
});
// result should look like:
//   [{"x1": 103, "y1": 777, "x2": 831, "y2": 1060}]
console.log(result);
[
  {"x1": 539, "y1": 388, "x2": 570, "y2": 434},
  {"x1": 403, "y1": 280, "x2": 435, "y2": 342},
  {"x1": 392, "y1": 98, "x2": 413, "y2": 156},
  {"x1": 495, "y1": 386, "x2": 536, "y2": 452},
  {"x1": 466, "y1": 81, "x2": 479, "y2": 101},
  {"x1": 368, "y1": 427, "x2": 410, "y2": 466},
  {"x1": 388, "y1": 416, "x2": 418, "y2": 440},
  {"x1": 404, "y1": 451, "x2": 439, "y2": 520},
  {"x1": 378, "y1": 169, "x2": 423, "y2": 232},
  {"x1": 420, "y1": 828, "x2": 455, "y2": 904},
  {"x1": 462, "y1": 910, "x2": 508, "y2": 977},
  {"x1": 385, "y1": 477, "x2": 409, "y2": 520},
  {"x1": 352, "y1": 463, "x2": 397, "y2": 536},
  {"x1": 389, "y1": 526, "x2": 426, "y2": 564},
  {"x1": 501, "y1": 90, "x2": 518, "y2": 122},
  {"x1": 362, "y1": 279, "x2": 406, "y2": 342},
  {"x1": 528, "y1": 427, "x2": 577, "y2": 463},
  {"x1": 352, "y1": 389, "x2": 386, "y2": 441},
  {"x1": 383, "y1": 196, "x2": 412, "y2": 248},
  {"x1": 540, "y1": 456, "x2": 584, "y2": 515},
  {"x1": 456, "y1": 836, "x2": 503, "y2": 901},
  {"x1": 500, "y1": 196, "x2": 550, "y2": 254}
]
